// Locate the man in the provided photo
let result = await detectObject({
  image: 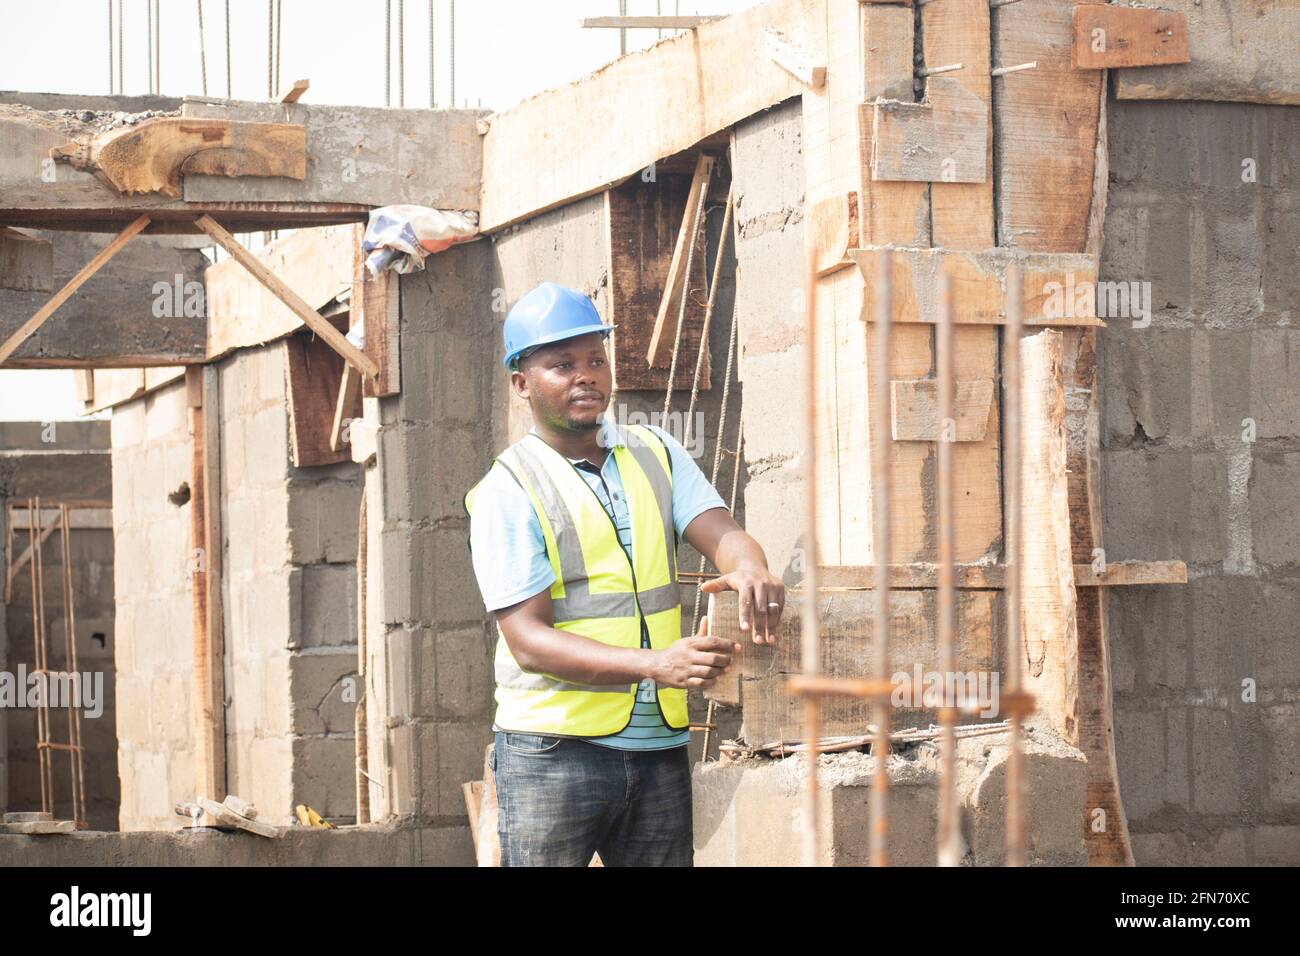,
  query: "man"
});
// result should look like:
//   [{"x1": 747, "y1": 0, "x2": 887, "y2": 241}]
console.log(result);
[{"x1": 464, "y1": 282, "x2": 785, "y2": 866}]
